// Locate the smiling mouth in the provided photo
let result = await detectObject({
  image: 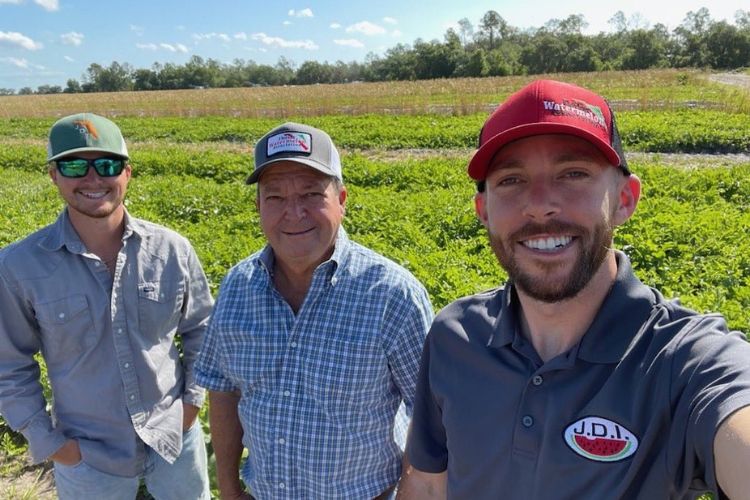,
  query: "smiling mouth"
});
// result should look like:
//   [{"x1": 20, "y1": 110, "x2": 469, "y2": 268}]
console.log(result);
[
  {"x1": 78, "y1": 190, "x2": 108, "y2": 199},
  {"x1": 521, "y1": 235, "x2": 574, "y2": 252},
  {"x1": 283, "y1": 228, "x2": 315, "y2": 236}
]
